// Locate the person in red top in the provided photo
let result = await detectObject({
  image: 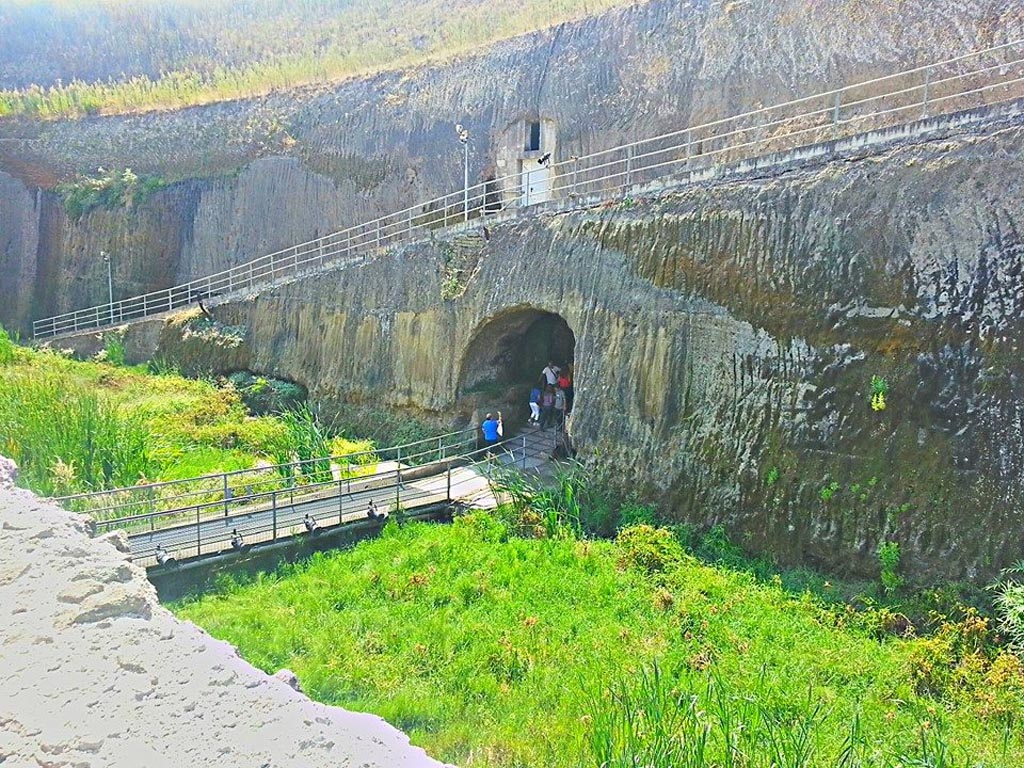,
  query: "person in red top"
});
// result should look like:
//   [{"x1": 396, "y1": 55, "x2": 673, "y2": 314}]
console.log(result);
[{"x1": 557, "y1": 369, "x2": 574, "y2": 415}]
